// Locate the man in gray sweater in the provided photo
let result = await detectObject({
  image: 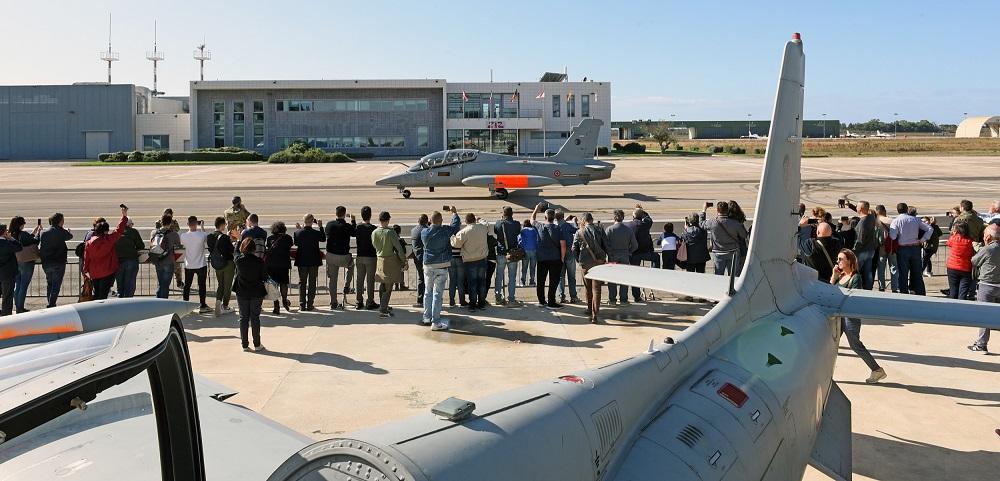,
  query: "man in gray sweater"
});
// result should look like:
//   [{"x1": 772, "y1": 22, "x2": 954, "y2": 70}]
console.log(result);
[
  {"x1": 969, "y1": 223, "x2": 1000, "y2": 353},
  {"x1": 700, "y1": 201, "x2": 749, "y2": 276},
  {"x1": 605, "y1": 209, "x2": 638, "y2": 304}
]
